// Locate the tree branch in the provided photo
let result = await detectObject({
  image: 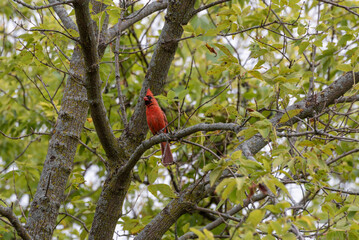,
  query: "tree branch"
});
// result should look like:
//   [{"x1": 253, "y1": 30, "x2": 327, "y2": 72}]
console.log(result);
[
  {"x1": 336, "y1": 94, "x2": 359, "y2": 103},
  {"x1": 237, "y1": 71, "x2": 359, "y2": 155},
  {"x1": 318, "y1": 0, "x2": 359, "y2": 17},
  {"x1": 322, "y1": 187, "x2": 359, "y2": 196},
  {"x1": 182, "y1": 139, "x2": 221, "y2": 160},
  {"x1": 114, "y1": 12, "x2": 128, "y2": 126},
  {"x1": 48, "y1": 0, "x2": 78, "y2": 30},
  {"x1": 59, "y1": 211, "x2": 89, "y2": 232},
  {"x1": 179, "y1": 193, "x2": 267, "y2": 240},
  {"x1": 73, "y1": 0, "x2": 122, "y2": 164},
  {"x1": 108, "y1": 0, "x2": 168, "y2": 41},
  {"x1": 12, "y1": 0, "x2": 74, "y2": 10},
  {"x1": 194, "y1": 206, "x2": 242, "y2": 223},
  {"x1": 122, "y1": 123, "x2": 241, "y2": 175},
  {"x1": 190, "y1": 0, "x2": 230, "y2": 17},
  {"x1": 0, "y1": 205, "x2": 32, "y2": 240}
]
